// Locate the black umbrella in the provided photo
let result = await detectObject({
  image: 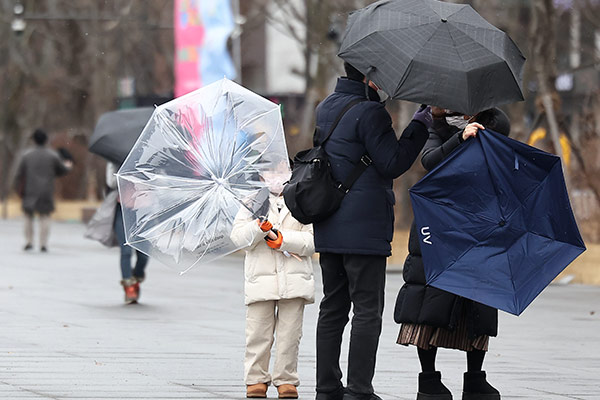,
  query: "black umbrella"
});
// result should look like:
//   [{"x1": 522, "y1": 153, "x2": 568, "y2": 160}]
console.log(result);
[
  {"x1": 89, "y1": 107, "x2": 154, "y2": 165},
  {"x1": 338, "y1": 0, "x2": 526, "y2": 115}
]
